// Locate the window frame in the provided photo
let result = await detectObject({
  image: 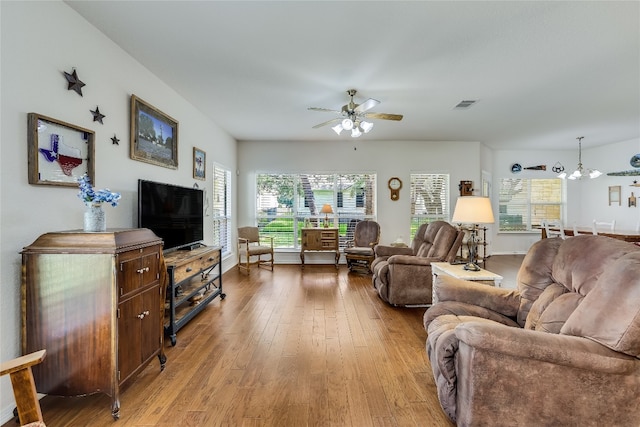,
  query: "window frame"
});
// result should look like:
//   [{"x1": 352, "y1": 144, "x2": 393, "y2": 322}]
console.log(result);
[
  {"x1": 409, "y1": 173, "x2": 450, "y2": 239},
  {"x1": 498, "y1": 177, "x2": 564, "y2": 233},
  {"x1": 212, "y1": 164, "x2": 232, "y2": 256},
  {"x1": 256, "y1": 173, "x2": 376, "y2": 249}
]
